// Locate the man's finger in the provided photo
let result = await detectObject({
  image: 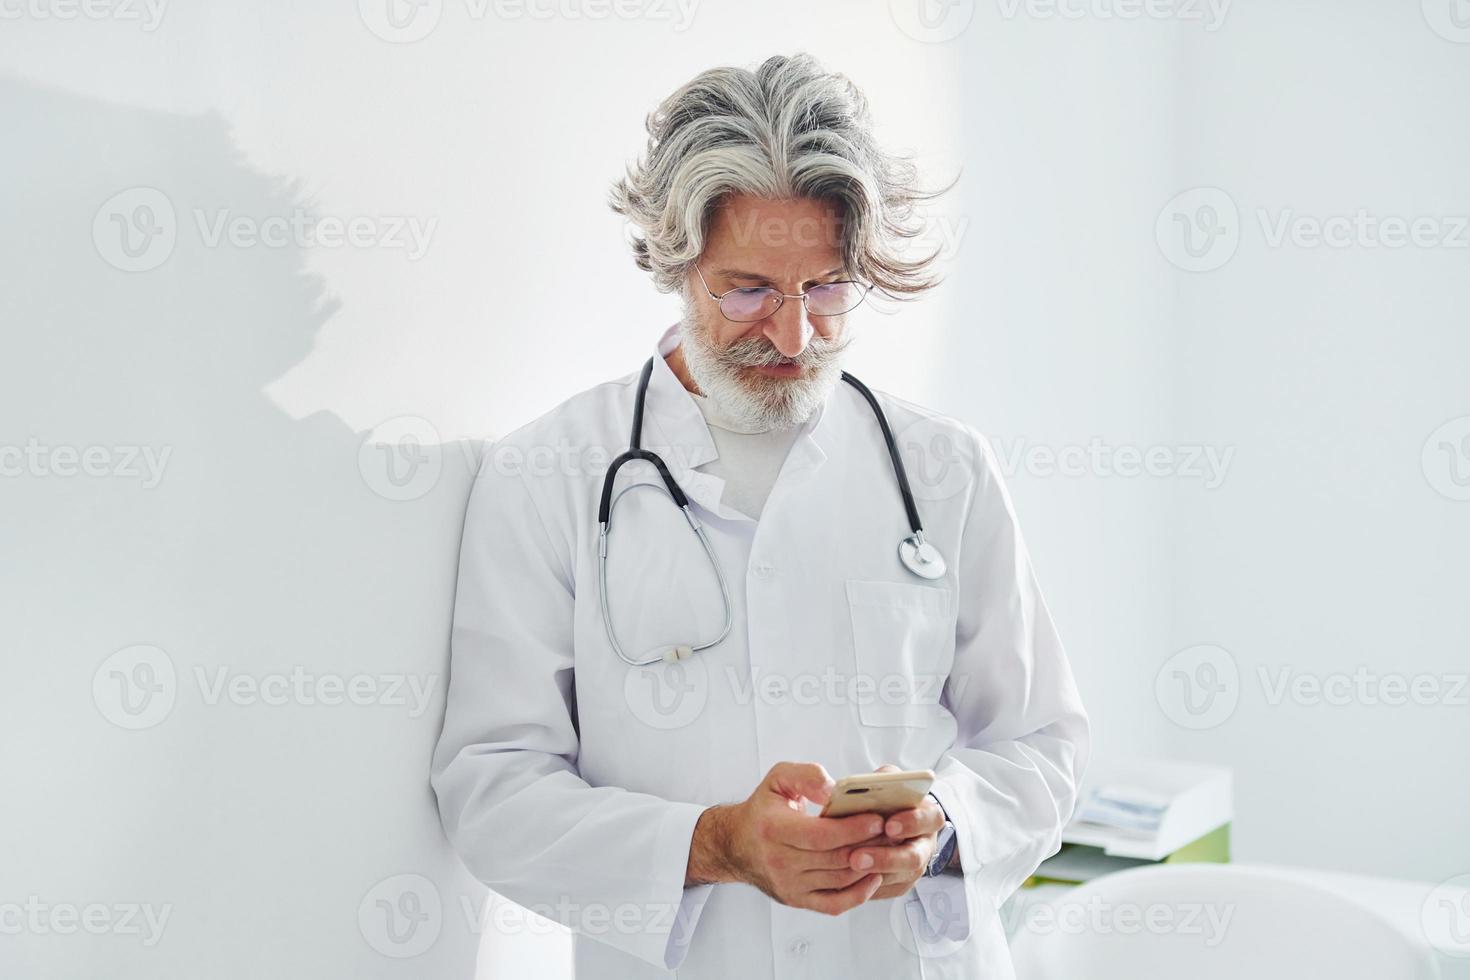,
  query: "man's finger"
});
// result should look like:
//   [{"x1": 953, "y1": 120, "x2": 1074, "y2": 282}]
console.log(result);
[
  {"x1": 798, "y1": 865, "x2": 874, "y2": 890},
  {"x1": 779, "y1": 843, "x2": 858, "y2": 871},
  {"x1": 774, "y1": 809, "x2": 884, "y2": 851},
  {"x1": 882, "y1": 800, "x2": 944, "y2": 841},
  {"x1": 800, "y1": 872, "x2": 883, "y2": 916},
  {"x1": 849, "y1": 840, "x2": 928, "y2": 876},
  {"x1": 763, "y1": 761, "x2": 834, "y2": 806}
]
